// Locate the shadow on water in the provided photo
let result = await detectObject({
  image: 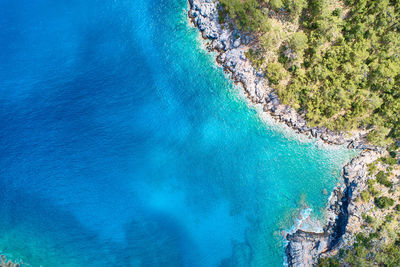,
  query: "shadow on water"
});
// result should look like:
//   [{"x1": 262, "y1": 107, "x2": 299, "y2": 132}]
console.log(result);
[
  {"x1": 0, "y1": 186, "x2": 119, "y2": 266},
  {"x1": 0, "y1": 184, "x2": 203, "y2": 267}
]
